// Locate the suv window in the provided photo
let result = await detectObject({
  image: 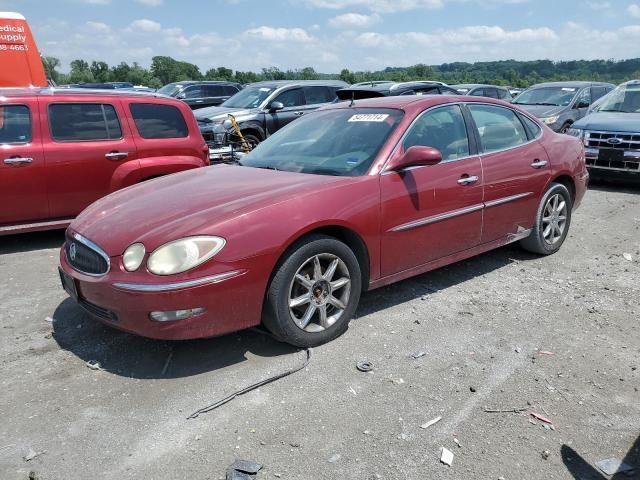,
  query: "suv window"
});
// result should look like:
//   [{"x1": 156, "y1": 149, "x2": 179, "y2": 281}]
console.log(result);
[
  {"x1": 403, "y1": 105, "x2": 470, "y2": 161},
  {"x1": 469, "y1": 104, "x2": 528, "y2": 153},
  {"x1": 574, "y1": 88, "x2": 591, "y2": 108},
  {"x1": 223, "y1": 85, "x2": 240, "y2": 96},
  {"x1": 130, "y1": 103, "x2": 188, "y2": 139},
  {"x1": 49, "y1": 103, "x2": 122, "y2": 141},
  {"x1": 0, "y1": 105, "x2": 31, "y2": 144},
  {"x1": 497, "y1": 88, "x2": 512, "y2": 100},
  {"x1": 273, "y1": 88, "x2": 305, "y2": 108},
  {"x1": 414, "y1": 86, "x2": 440, "y2": 96},
  {"x1": 182, "y1": 85, "x2": 203, "y2": 99},
  {"x1": 591, "y1": 86, "x2": 610, "y2": 102},
  {"x1": 203, "y1": 85, "x2": 225, "y2": 97},
  {"x1": 303, "y1": 86, "x2": 332, "y2": 105}
]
